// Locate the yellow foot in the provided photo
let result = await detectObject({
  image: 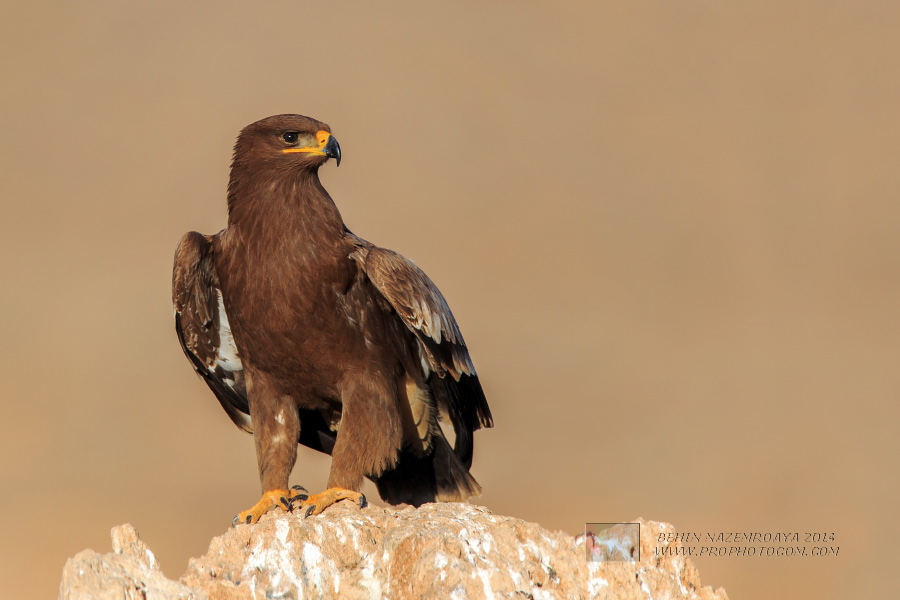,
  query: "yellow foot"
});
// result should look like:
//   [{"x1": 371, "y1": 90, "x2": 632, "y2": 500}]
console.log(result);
[
  {"x1": 296, "y1": 487, "x2": 367, "y2": 518},
  {"x1": 232, "y1": 488, "x2": 295, "y2": 526}
]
